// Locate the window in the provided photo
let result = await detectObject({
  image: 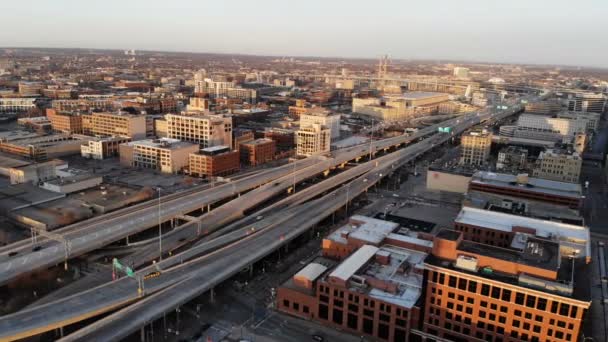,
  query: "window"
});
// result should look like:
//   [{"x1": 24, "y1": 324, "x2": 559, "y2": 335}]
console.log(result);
[
  {"x1": 498, "y1": 316, "x2": 506, "y2": 324},
  {"x1": 515, "y1": 292, "x2": 525, "y2": 305},
  {"x1": 447, "y1": 302, "x2": 454, "y2": 309},
  {"x1": 534, "y1": 315, "x2": 543, "y2": 323},
  {"x1": 500, "y1": 306, "x2": 508, "y2": 313},
  {"x1": 448, "y1": 292, "x2": 455, "y2": 299},
  {"x1": 468, "y1": 280, "x2": 477, "y2": 293},
  {"x1": 491, "y1": 286, "x2": 501, "y2": 299},
  {"x1": 396, "y1": 318, "x2": 406, "y2": 327},
  {"x1": 570, "y1": 306, "x2": 578, "y2": 318},
  {"x1": 363, "y1": 318, "x2": 373, "y2": 335},
  {"x1": 448, "y1": 276, "x2": 457, "y2": 288},
  {"x1": 379, "y1": 313, "x2": 390, "y2": 322},
  {"x1": 489, "y1": 313, "x2": 496, "y2": 321},
  {"x1": 319, "y1": 304, "x2": 329, "y2": 320},
  {"x1": 537, "y1": 298, "x2": 547, "y2": 311},
  {"x1": 501, "y1": 289, "x2": 511, "y2": 301},
  {"x1": 364, "y1": 309, "x2": 374, "y2": 317},
  {"x1": 458, "y1": 295, "x2": 464, "y2": 302},
  {"x1": 513, "y1": 320, "x2": 520, "y2": 327},
  {"x1": 466, "y1": 307, "x2": 473, "y2": 315},
  {"x1": 555, "y1": 331, "x2": 564, "y2": 339},
  {"x1": 347, "y1": 313, "x2": 357, "y2": 330},
  {"x1": 560, "y1": 303, "x2": 570, "y2": 317},
  {"x1": 533, "y1": 325, "x2": 541, "y2": 333},
  {"x1": 283, "y1": 300, "x2": 290, "y2": 308},
  {"x1": 467, "y1": 297, "x2": 474, "y2": 304},
  {"x1": 348, "y1": 304, "x2": 358, "y2": 312},
  {"x1": 293, "y1": 303, "x2": 300, "y2": 311},
  {"x1": 526, "y1": 295, "x2": 536, "y2": 309},
  {"x1": 334, "y1": 299, "x2": 343, "y2": 308},
  {"x1": 551, "y1": 301, "x2": 559, "y2": 313},
  {"x1": 514, "y1": 309, "x2": 522, "y2": 317},
  {"x1": 303, "y1": 306, "x2": 309, "y2": 313},
  {"x1": 557, "y1": 321, "x2": 566, "y2": 328},
  {"x1": 458, "y1": 278, "x2": 467, "y2": 290},
  {"x1": 480, "y1": 300, "x2": 488, "y2": 308},
  {"x1": 477, "y1": 321, "x2": 485, "y2": 329},
  {"x1": 523, "y1": 322, "x2": 530, "y2": 330},
  {"x1": 479, "y1": 311, "x2": 486, "y2": 318},
  {"x1": 481, "y1": 284, "x2": 490, "y2": 296},
  {"x1": 510, "y1": 331, "x2": 518, "y2": 338},
  {"x1": 332, "y1": 309, "x2": 343, "y2": 324},
  {"x1": 378, "y1": 323, "x2": 389, "y2": 339},
  {"x1": 525, "y1": 312, "x2": 532, "y2": 320},
  {"x1": 439, "y1": 273, "x2": 445, "y2": 284},
  {"x1": 320, "y1": 295, "x2": 329, "y2": 303}
]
